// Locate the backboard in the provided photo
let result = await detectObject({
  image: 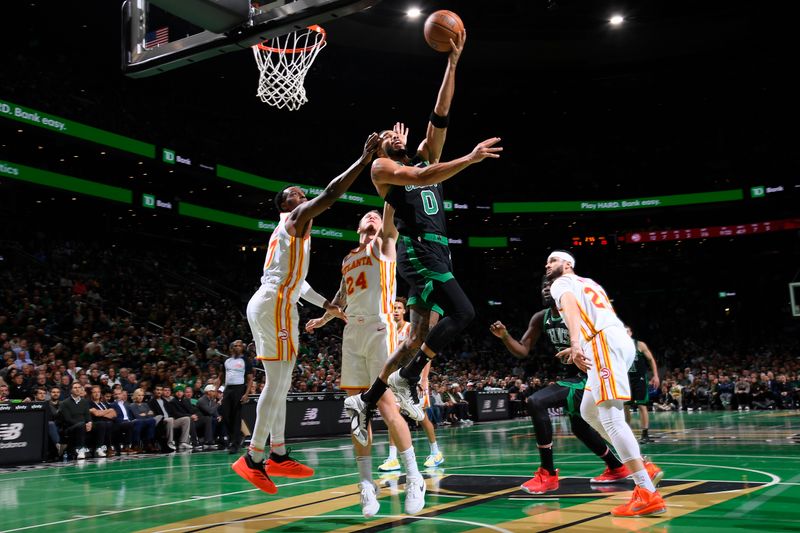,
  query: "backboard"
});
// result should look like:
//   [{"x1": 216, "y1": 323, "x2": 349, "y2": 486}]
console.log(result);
[{"x1": 122, "y1": 0, "x2": 381, "y2": 78}]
